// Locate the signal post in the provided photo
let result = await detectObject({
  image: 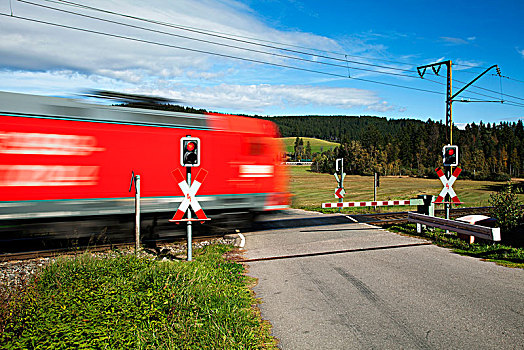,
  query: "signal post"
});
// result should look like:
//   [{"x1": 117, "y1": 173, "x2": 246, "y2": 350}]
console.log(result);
[
  {"x1": 171, "y1": 136, "x2": 210, "y2": 261},
  {"x1": 441, "y1": 145, "x2": 459, "y2": 221}
]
